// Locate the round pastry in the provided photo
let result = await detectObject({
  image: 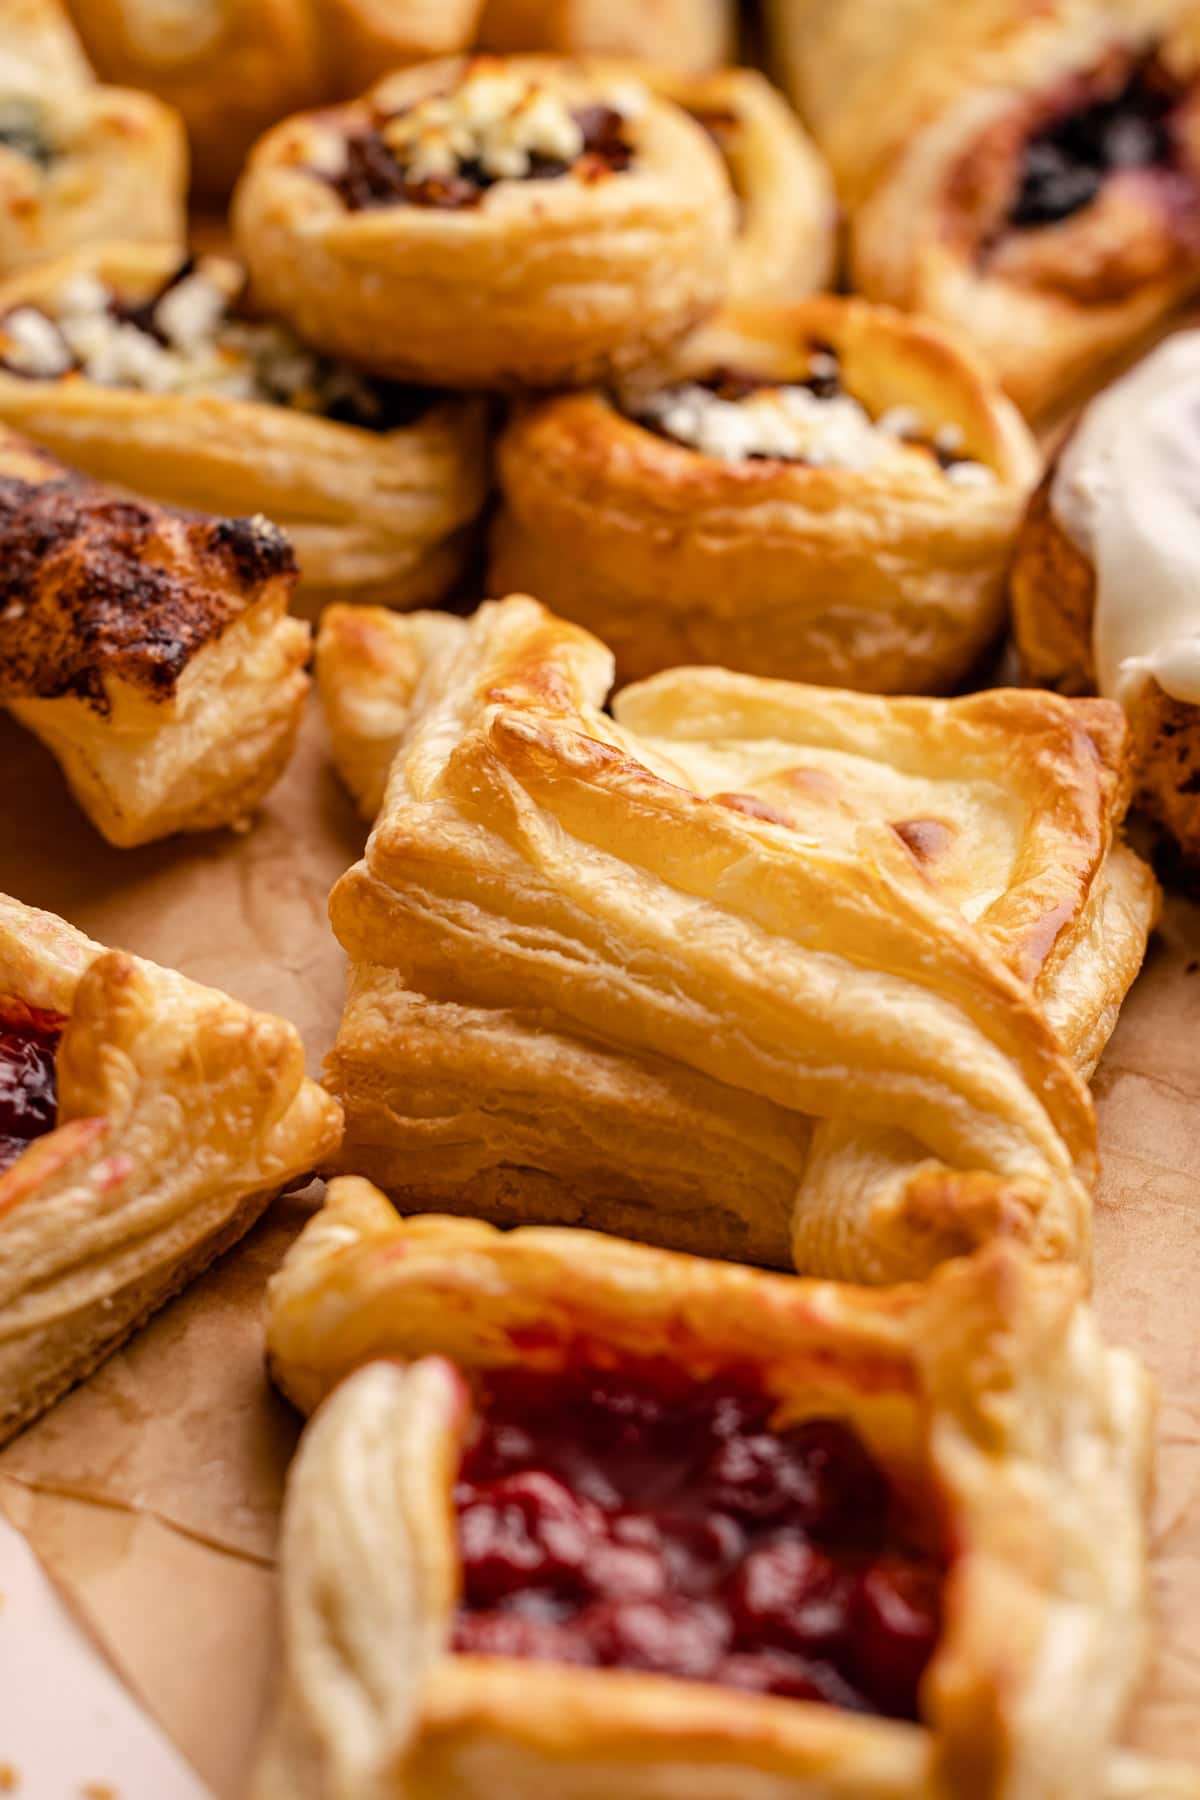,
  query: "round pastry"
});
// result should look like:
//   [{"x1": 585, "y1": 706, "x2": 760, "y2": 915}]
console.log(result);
[
  {"x1": 0, "y1": 5, "x2": 186, "y2": 272},
  {"x1": 769, "y1": 0, "x2": 1200, "y2": 421},
  {"x1": 489, "y1": 298, "x2": 1041, "y2": 692},
  {"x1": 475, "y1": 0, "x2": 733, "y2": 72},
  {"x1": 1012, "y1": 329, "x2": 1200, "y2": 865},
  {"x1": 63, "y1": 0, "x2": 326, "y2": 201},
  {"x1": 631, "y1": 64, "x2": 836, "y2": 304},
  {"x1": 0, "y1": 243, "x2": 491, "y2": 611},
  {"x1": 232, "y1": 55, "x2": 738, "y2": 390}
]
